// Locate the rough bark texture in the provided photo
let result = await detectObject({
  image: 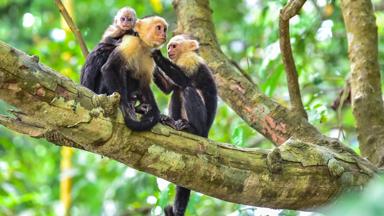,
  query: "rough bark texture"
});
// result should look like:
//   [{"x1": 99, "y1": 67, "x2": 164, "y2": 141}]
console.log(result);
[
  {"x1": 0, "y1": 40, "x2": 376, "y2": 210},
  {"x1": 172, "y1": 0, "x2": 321, "y2": 145},
  {"x1": 340, "y1": 0, "x2": 384, "y2": 167}
]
